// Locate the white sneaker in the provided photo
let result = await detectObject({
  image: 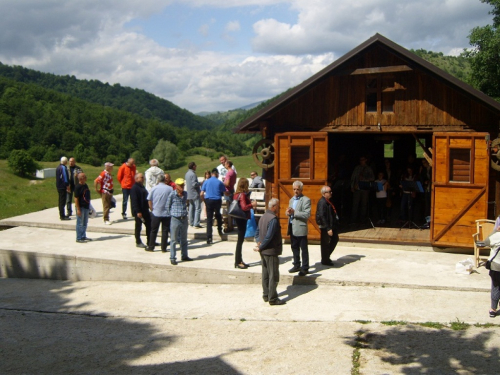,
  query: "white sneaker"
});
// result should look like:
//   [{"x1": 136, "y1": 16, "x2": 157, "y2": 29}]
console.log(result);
[{"x1": 104, "y1": 221, "x2": 112, "y2": 225}]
